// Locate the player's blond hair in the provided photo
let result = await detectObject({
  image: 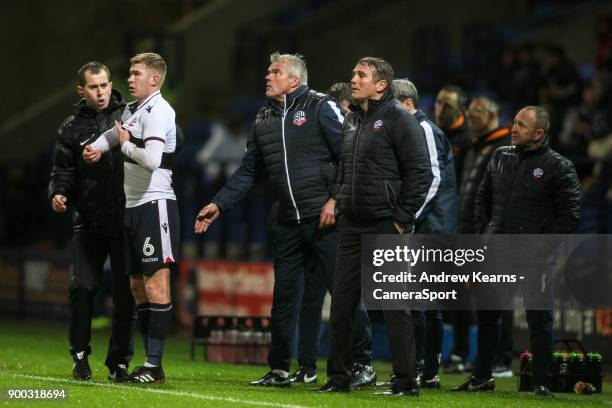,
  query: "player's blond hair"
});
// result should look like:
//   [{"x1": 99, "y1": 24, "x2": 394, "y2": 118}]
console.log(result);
[{"x1": 131, "y1": 52, "x2": 167, "y2": 85}]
